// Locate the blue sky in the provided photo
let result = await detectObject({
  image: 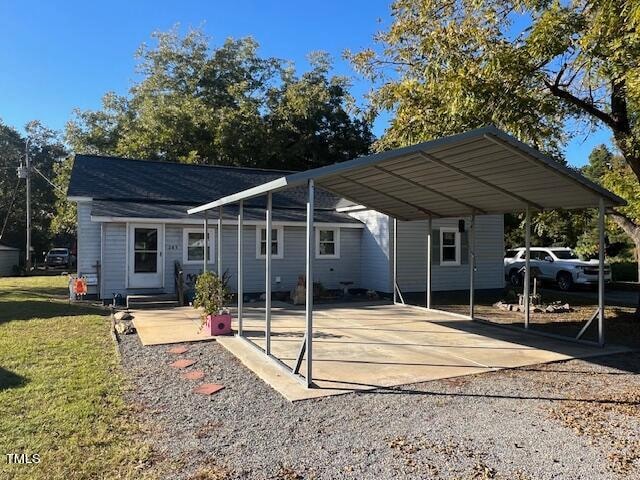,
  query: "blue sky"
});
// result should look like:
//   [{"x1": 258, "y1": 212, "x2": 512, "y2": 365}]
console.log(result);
[{"x1": 0, "y1": 0, "x2": 611, "y2": 166}]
